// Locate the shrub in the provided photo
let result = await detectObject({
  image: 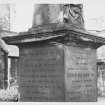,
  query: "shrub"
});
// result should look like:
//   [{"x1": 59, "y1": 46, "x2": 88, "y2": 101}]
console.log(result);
[{"x1": 0, "y1": 85, "x2": 19, "y2": 101}]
